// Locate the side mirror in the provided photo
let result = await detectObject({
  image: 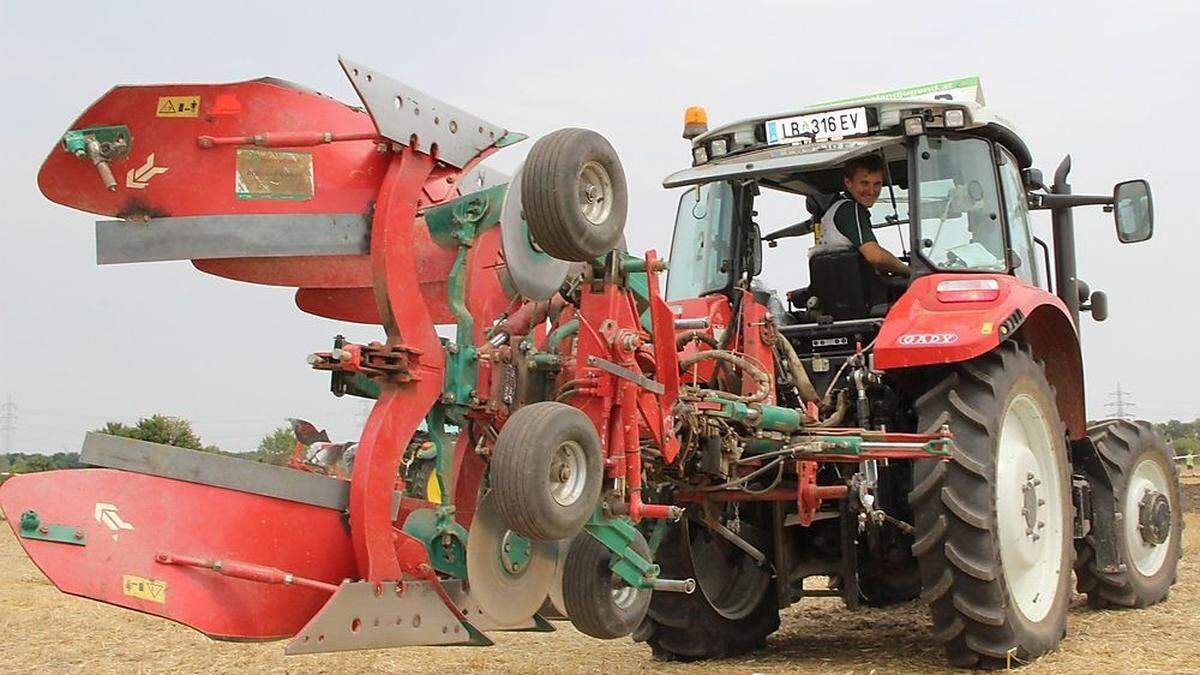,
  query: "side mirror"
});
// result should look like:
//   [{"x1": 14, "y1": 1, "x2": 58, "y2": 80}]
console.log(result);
[
  {"x1": 1114, "y1": 179, "x2": 1153, "y2": 243},
  {"x1": 1076, "y1": 279, "x2": 1091, "y2": 304},
  {"x1": 1083, "y1": 290, "x2": 1108, "y2": 322},
  {"x1": 1023, "y1": 167, "x2": 1046, "y2": 191},
  {"x1": 747, "y1": 223, "x2": 763, "y2": 278}
]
